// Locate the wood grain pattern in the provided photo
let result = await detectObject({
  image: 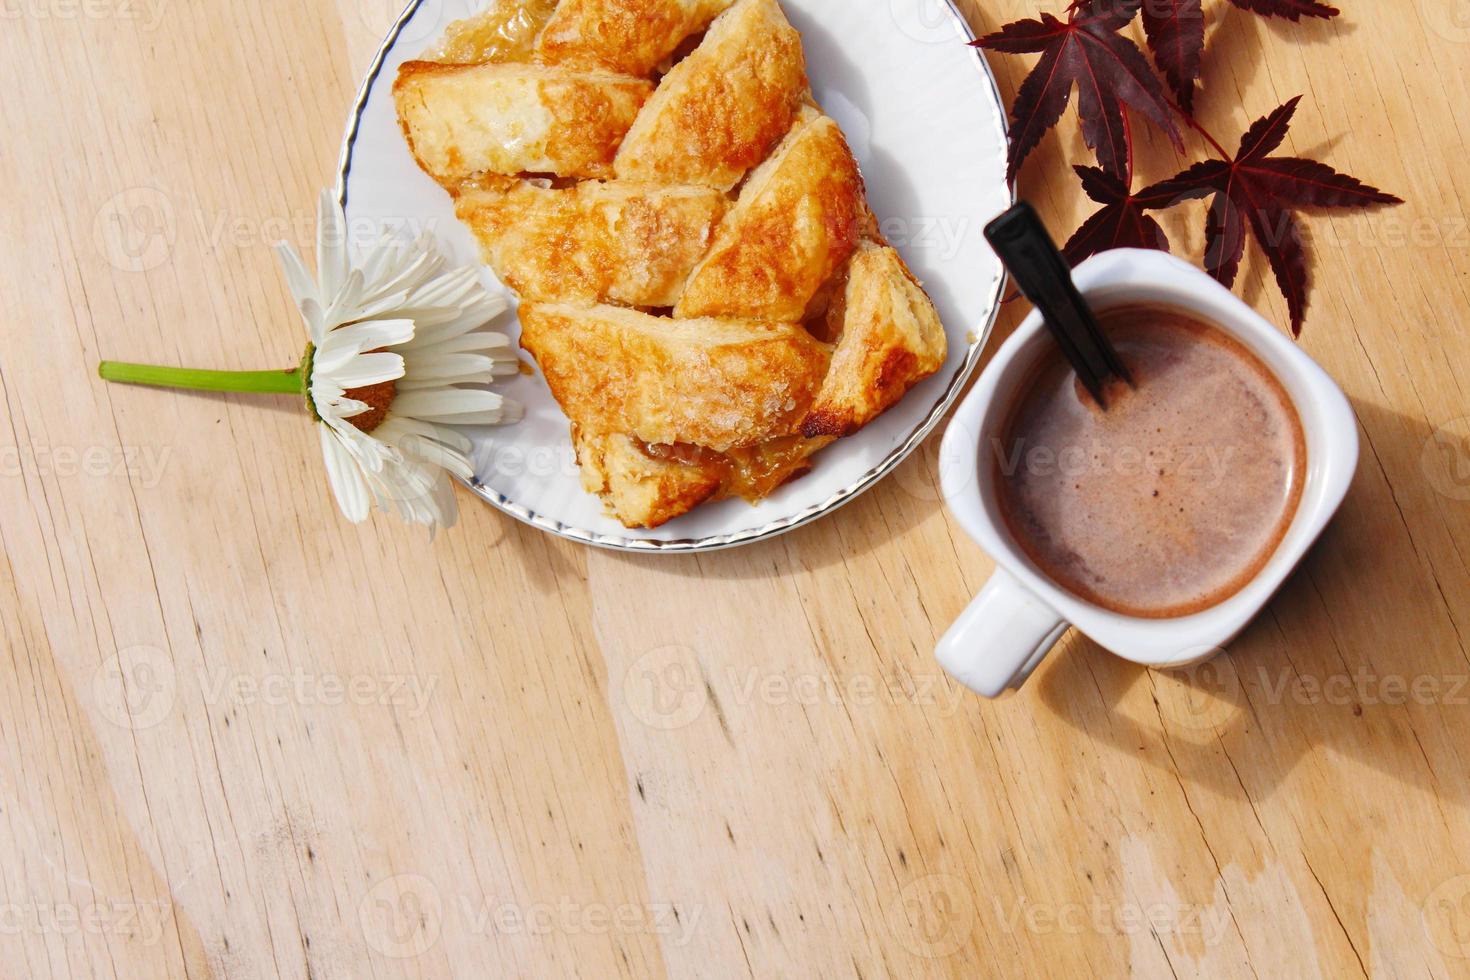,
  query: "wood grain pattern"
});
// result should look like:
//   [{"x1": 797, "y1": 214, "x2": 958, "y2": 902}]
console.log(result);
[{"x1": 3, "y1": 0, "x2": 1470, "y2": 975}]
